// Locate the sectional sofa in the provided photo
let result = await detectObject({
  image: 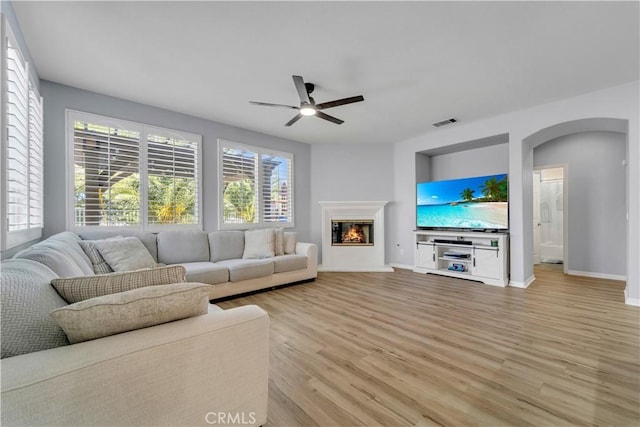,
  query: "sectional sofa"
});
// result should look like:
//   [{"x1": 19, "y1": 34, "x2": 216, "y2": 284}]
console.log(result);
[
  {"x1": 16, "y1": 229, "x2": 318, "y2": 300},
  {"x1": 1, "y1": 229, "x2": 317, "y2": 425}
]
